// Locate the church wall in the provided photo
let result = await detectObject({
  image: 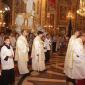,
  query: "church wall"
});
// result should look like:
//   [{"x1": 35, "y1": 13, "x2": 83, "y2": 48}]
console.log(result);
[
  {"x1": 8, "y1": 0, "x2": 85, "y2": 34},
  {"x1": 56, "y1": 0, "x2": 85, "y2": 34}
]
